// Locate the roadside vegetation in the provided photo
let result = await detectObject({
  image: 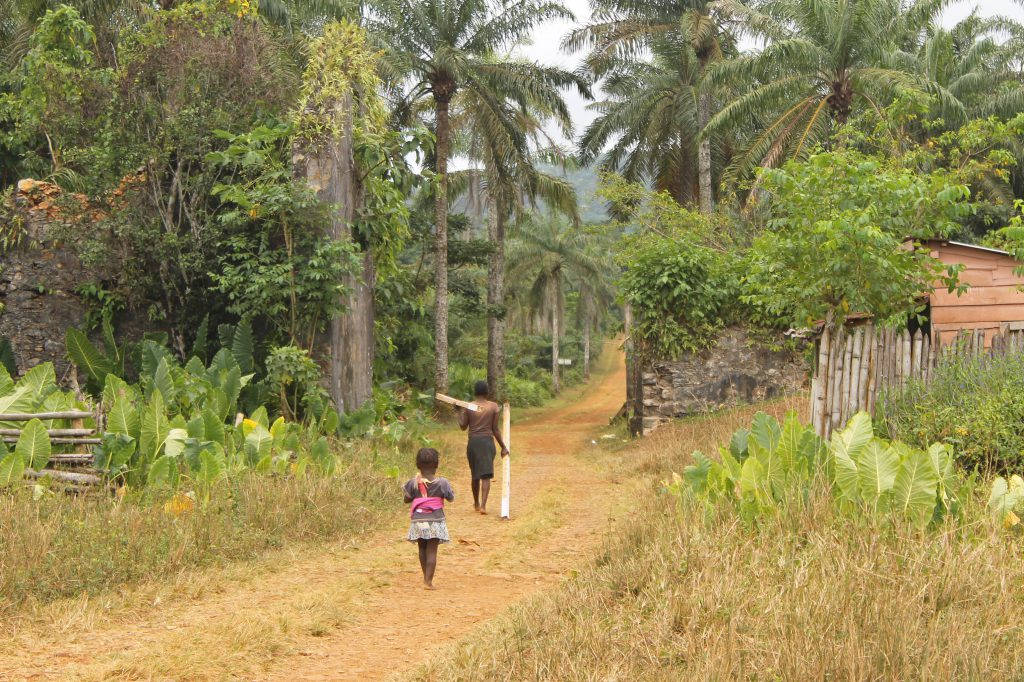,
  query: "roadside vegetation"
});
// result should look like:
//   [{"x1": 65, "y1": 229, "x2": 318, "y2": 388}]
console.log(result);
[{"x1": 414, "y1": 396, "x2": 1024, "y2": 680}]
